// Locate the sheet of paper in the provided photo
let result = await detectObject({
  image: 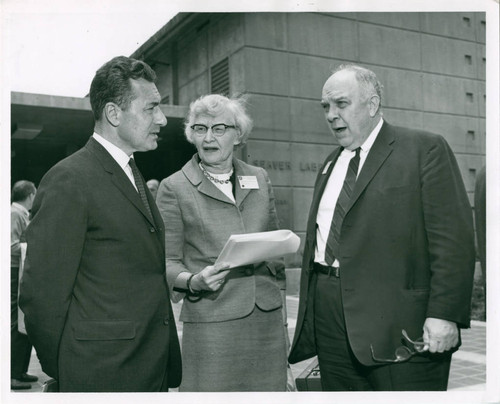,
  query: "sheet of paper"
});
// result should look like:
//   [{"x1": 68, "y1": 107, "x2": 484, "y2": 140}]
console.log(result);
[{"x1": 214, "y1": 229, "x2": 300, "y2": 269}]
